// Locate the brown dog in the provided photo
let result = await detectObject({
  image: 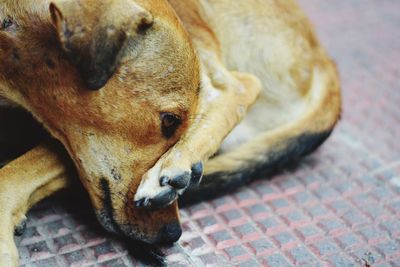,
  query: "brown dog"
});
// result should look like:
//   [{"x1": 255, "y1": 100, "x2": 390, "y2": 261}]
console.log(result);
[{"x1": 0, "y1": 0, "x2": 340, "y2": 266}]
